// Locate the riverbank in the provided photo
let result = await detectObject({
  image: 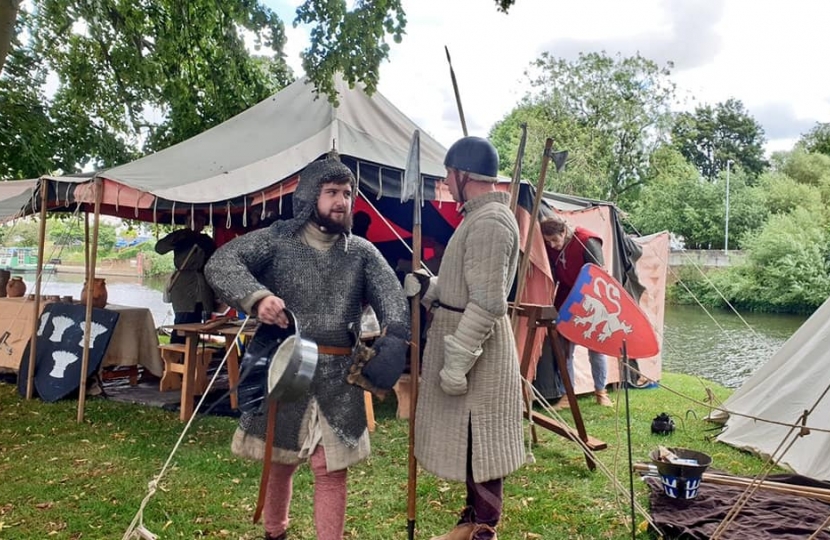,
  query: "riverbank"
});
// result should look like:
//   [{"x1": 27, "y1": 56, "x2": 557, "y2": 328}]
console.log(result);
[{"x1": 55, "y1": 260, "x2": 143, "y2": 278}]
